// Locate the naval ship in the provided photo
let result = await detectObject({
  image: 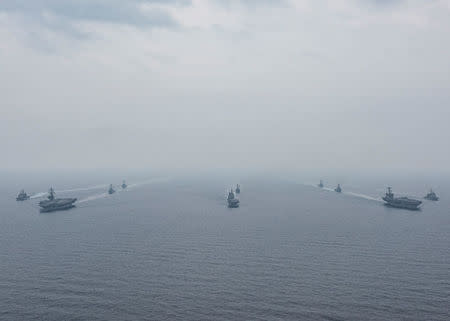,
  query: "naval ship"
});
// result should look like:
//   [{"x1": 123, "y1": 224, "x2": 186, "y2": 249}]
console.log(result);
[
  {"x1": 121, "y1": 180, "x2": 127, "y2": 189},
  {"x1": 108, "y1": 184, "x2": 115, "y2": 194},
  {"x1": 335, "y1": 184, "x2": 342, "y2": 193},
  {"x1": 424, "y1": 189, "x2": 439, "y2": 201},
  {"x1": 382, "y1": 187, "x2": 422, "y2": 210},
  {"x1": 16, "y1": 189, "x2": 30, "y2": 201},
  {"x1": 235, "y1": 184, "x2": 241, "y2": 194},
  {"x1": 318, "y1": 180, "x2": 324, "y2": 188},
  {"x1": 227, "y1": 189, "x2": 240, "y2": 208},
  {"x1": 39, "y1": 187, "x2": 77, "y2": 213}
]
